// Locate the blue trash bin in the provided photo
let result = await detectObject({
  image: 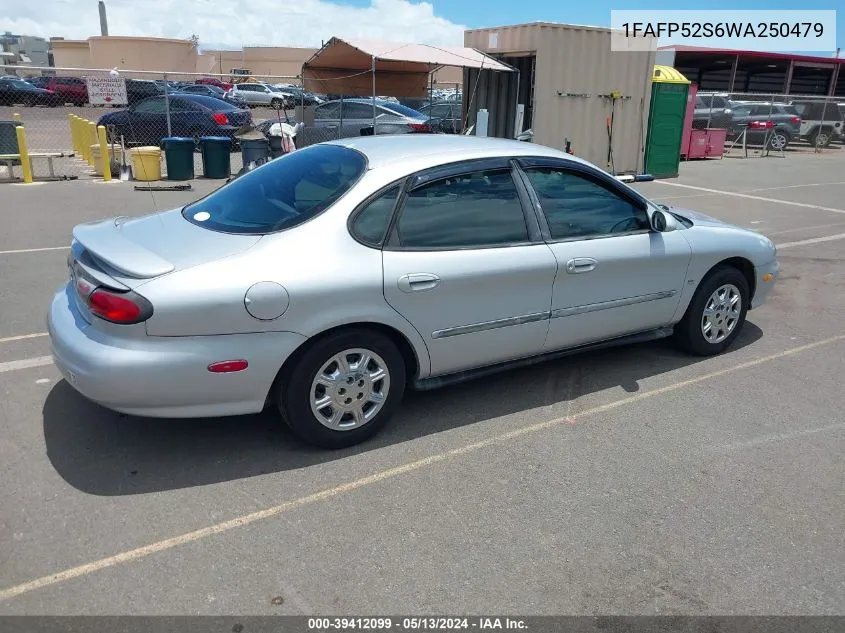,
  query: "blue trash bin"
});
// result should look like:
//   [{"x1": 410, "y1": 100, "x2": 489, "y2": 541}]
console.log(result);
[
  {"x1": 160, "y1": 136, "x2": 195, "y2": 180},
  {"x1": 199, "y1": 136, "x2": 232, "y2": 179}
]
